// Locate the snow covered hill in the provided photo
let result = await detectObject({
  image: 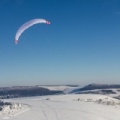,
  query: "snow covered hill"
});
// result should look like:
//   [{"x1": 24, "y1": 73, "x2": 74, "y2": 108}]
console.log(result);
[
  {"x1": 39, "y1": 85, "x2": 81, "y2": 94},
  {"x1": 0, "y1": 84, "x2": 120, "y2": 120},
  {"x1": 0, "y1": 84, "x2": 120, "y2": 99},
  {"x1": 1, "y1": 94, "x2": 120, "y2": 120},
  {"x1": 40, "y1": 84, "x2": 120, "y2": 101}
]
